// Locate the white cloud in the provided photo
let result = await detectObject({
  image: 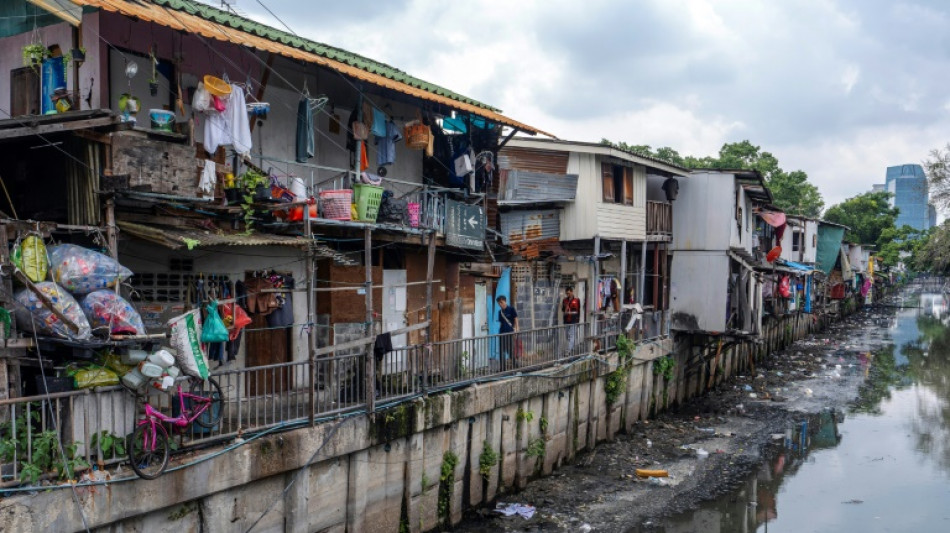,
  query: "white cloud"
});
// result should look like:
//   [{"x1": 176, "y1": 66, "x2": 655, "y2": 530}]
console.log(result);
[{"x1": 841, "y1": 65, "x2": 861, "y2": 94}]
